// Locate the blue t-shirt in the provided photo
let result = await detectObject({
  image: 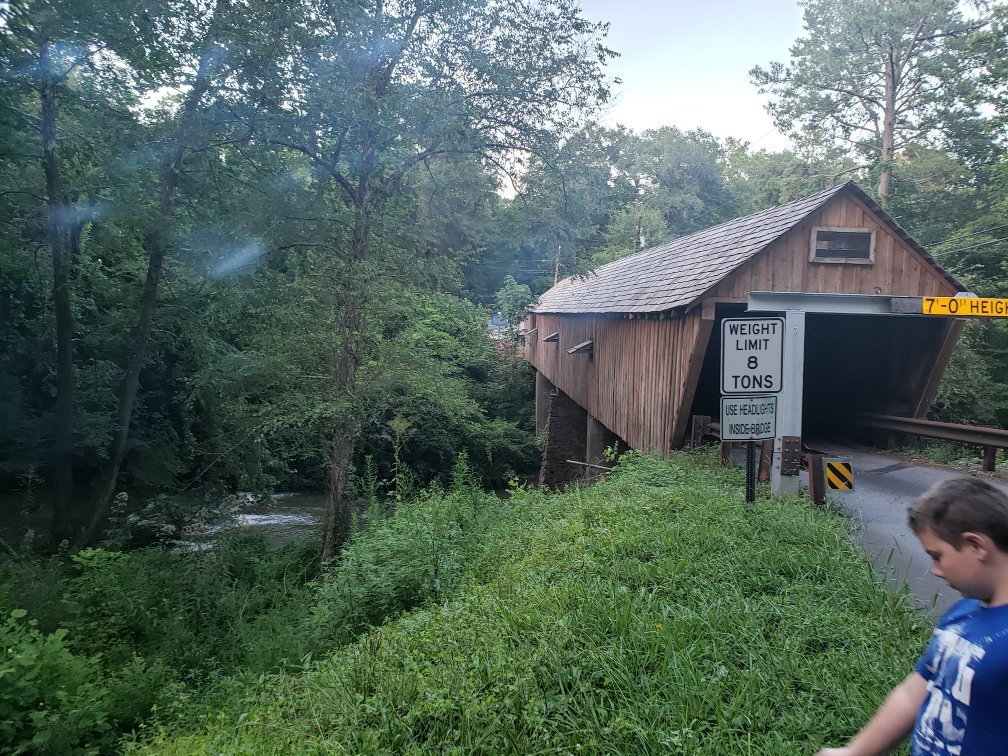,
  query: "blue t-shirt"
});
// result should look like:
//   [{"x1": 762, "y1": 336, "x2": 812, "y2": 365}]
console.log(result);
[{"x1": 912, "y1": 598, "x2": 1008, "y2": 755}]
